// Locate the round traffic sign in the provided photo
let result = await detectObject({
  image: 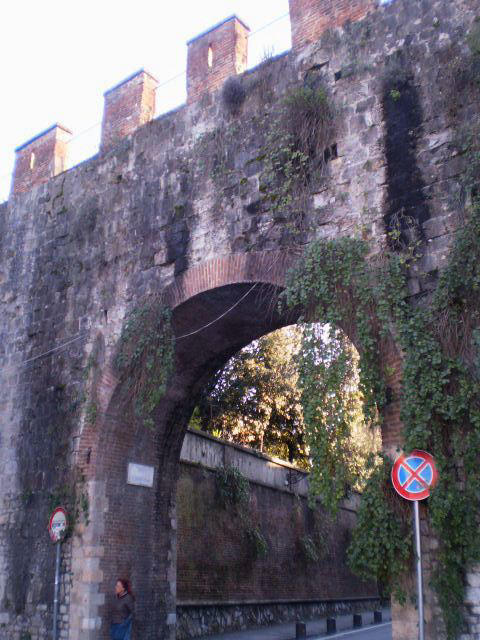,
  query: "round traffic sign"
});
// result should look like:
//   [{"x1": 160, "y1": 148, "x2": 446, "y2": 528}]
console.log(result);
[
  {"x1": 48, "y1": 507, "x2": 68, "y2": 542},
  {"x1": 391, "y1": 450, "x2": 438, "y2": 501}
]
